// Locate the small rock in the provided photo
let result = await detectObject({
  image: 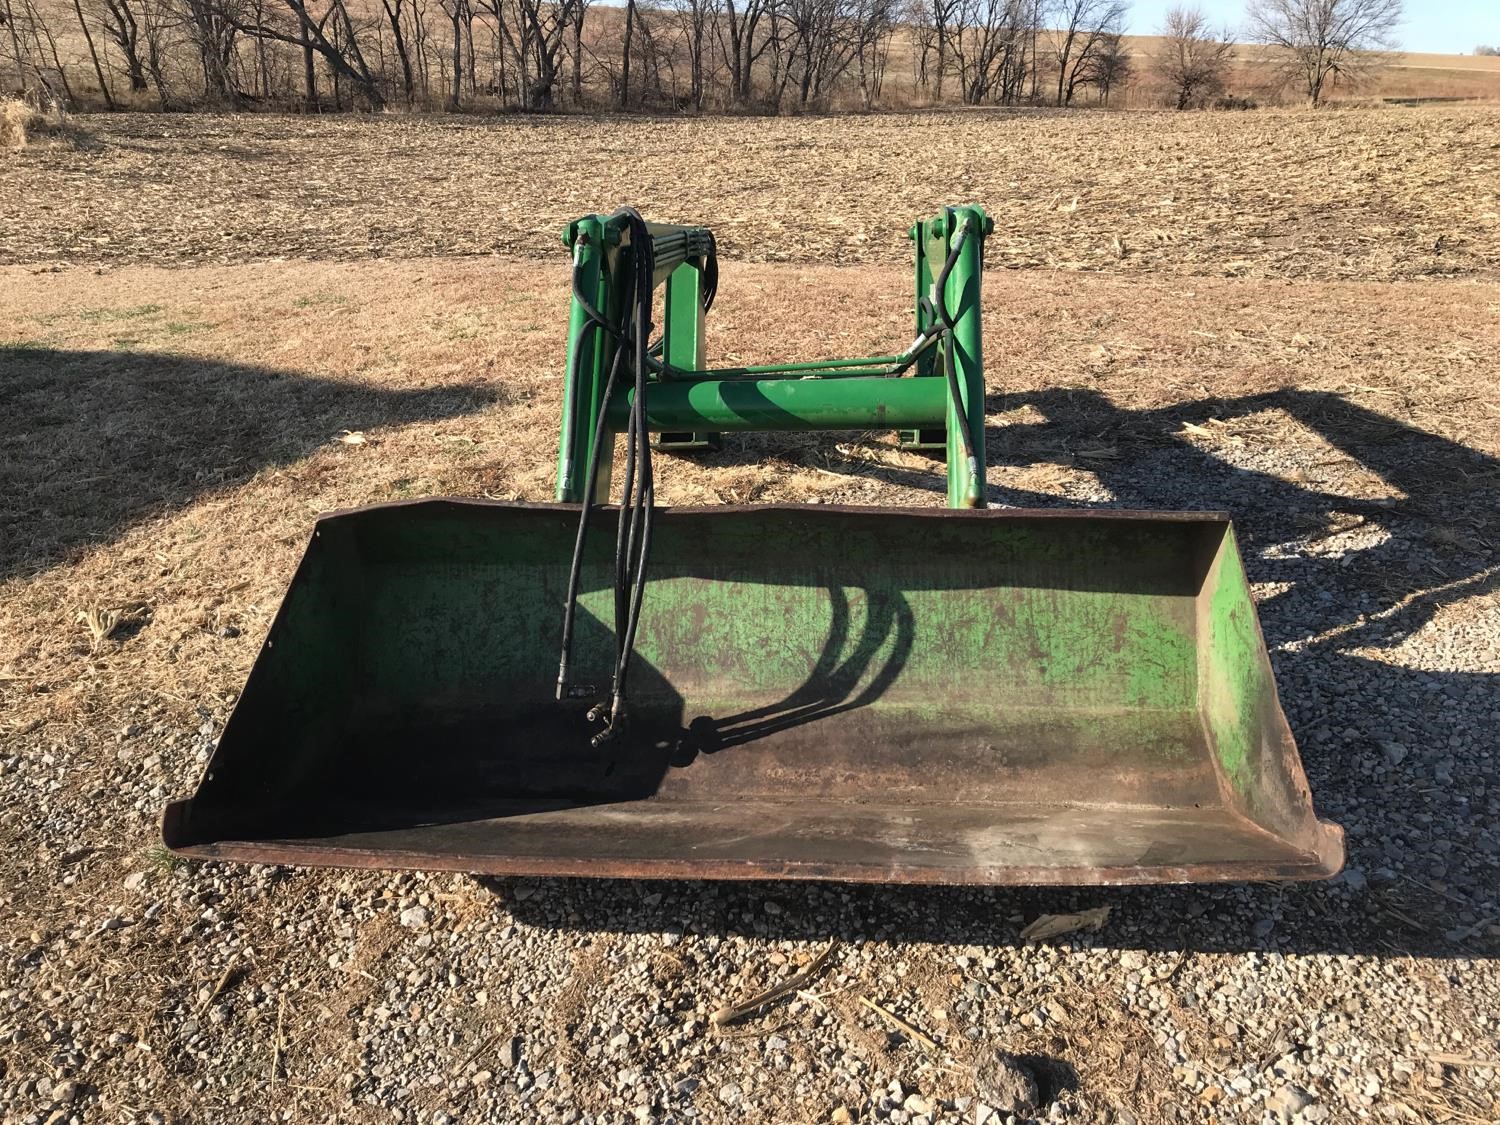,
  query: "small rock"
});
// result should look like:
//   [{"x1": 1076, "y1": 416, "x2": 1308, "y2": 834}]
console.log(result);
[
  {"x1": 1200, "y1": 1085, "x2": 1224, "y2": 1104},
  {"x1": 974, "y1": 1053, "x2": 1037, "y2": 1115},
  {"x1": 123, "y1": 871, "x2": 147, "y2": 892},
  {"x1": 51, "y1": 1080, "x2": 78, "y2": 1105},
  {"x1": 1268, "y1": 1084, "x2": 1314, "y2": 1119},
  {"x1": 399, "y1": 906, "x2": 430, "y2": 929},
  {"x1": 501, "y1": 1036, "x2": 521, "y2": 1069},
  {"x1": 718, "y1": 1082, "x2": 741, "y2": 1105},
  {"x1": 831, "y1": 1107, "x2": 854, "y2": 1124},
  {"x1": 1337, "y1": 868, "x2": 1367, "y2": 892},
  {"x1": 1379, "y1": 740, "x2": 1408, "y2": 767},
  {"x1": 1252, "y1": 917, "x2": 1275, "y2": 939}
]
